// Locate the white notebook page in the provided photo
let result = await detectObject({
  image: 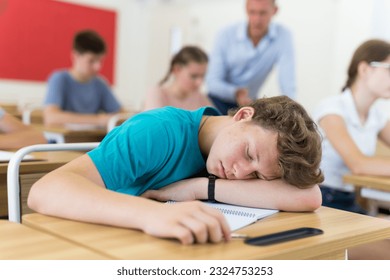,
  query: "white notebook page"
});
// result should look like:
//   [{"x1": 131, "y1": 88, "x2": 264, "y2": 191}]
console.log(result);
[
  {"x1": 167, "y1": 201, "x2": 278, "y2": 232},
  {"x1": 0, "y1": 150, "x2": 34, "y2": 163}
]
